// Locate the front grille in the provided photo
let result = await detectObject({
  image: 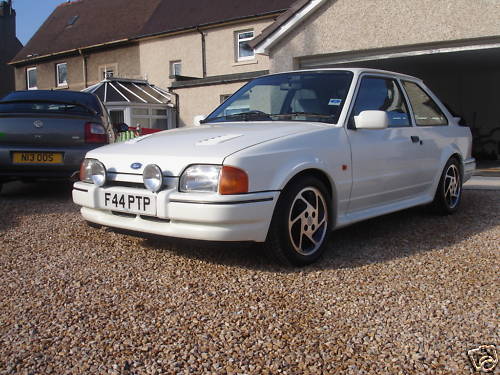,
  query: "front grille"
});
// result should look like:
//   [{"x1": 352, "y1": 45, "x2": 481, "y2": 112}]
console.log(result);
[
  {"x1": 111, "y1": 211, "x2": 136, "y2": 218},
  {"x1": 110, "y1": 211, "x2": 170, "y2": 223},
  {"x1": 106, "y1": 178, "x2": 177, "y2": 190},
  {"x1": 106, "y1": 181, "x2": 144, "y2": 189},
  {"x1": 140, "y1": 216, "x2": 170, "y2": 223}
]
